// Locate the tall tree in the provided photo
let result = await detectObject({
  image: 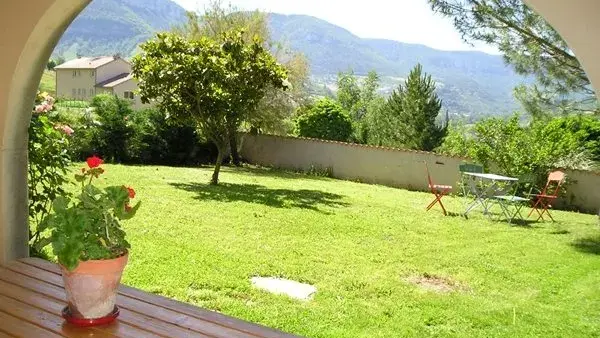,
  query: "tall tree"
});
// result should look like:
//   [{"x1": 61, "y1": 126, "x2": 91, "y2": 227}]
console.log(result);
[
  {"x1": 336, "y1": 70, "x2": 380, "y2": 121},
  {"x1": 336, "y1": 70, "x2": 382, "y2": 143},
  {"x1": 336, "y1": 70, "x2": 361, "y2": 118},
  {"x1": 176, "y1": 1, "x2": 309, "y2": 164},
  {"x1": 368, "y1": 64, "x2": 447, "y2": 151},
  {"x1": 429, "y1": 0, "x2": 597, "y2": 115},
  {"x1": 132, "y1": 32, "x2": 288, "y2": 185}
]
